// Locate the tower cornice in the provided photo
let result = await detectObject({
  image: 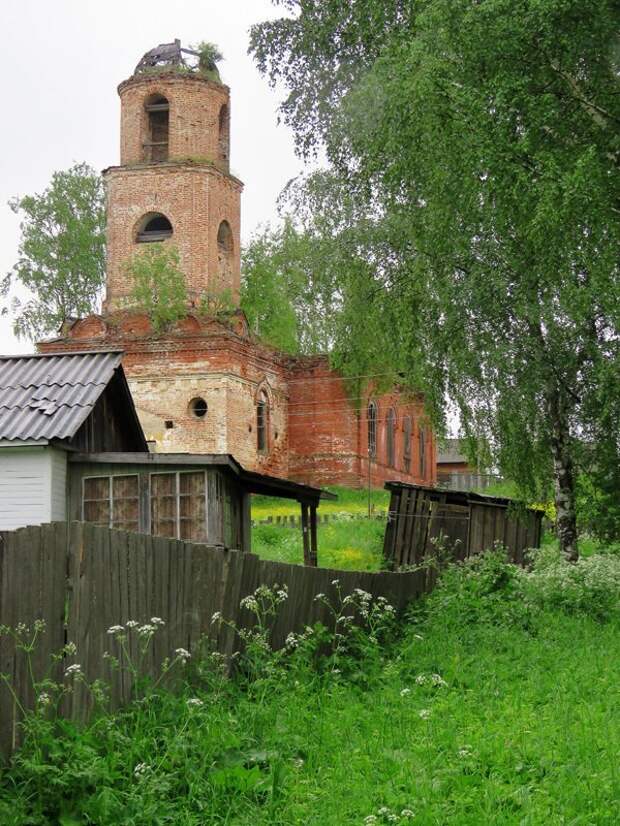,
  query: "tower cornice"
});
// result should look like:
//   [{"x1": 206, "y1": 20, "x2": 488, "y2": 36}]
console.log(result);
[
  {"x1": 118, "y1": 70, "x2": 230, "y2": 97},
  {"x1": 102, "y1": 160, "x2": 244, "y2": 190}
]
